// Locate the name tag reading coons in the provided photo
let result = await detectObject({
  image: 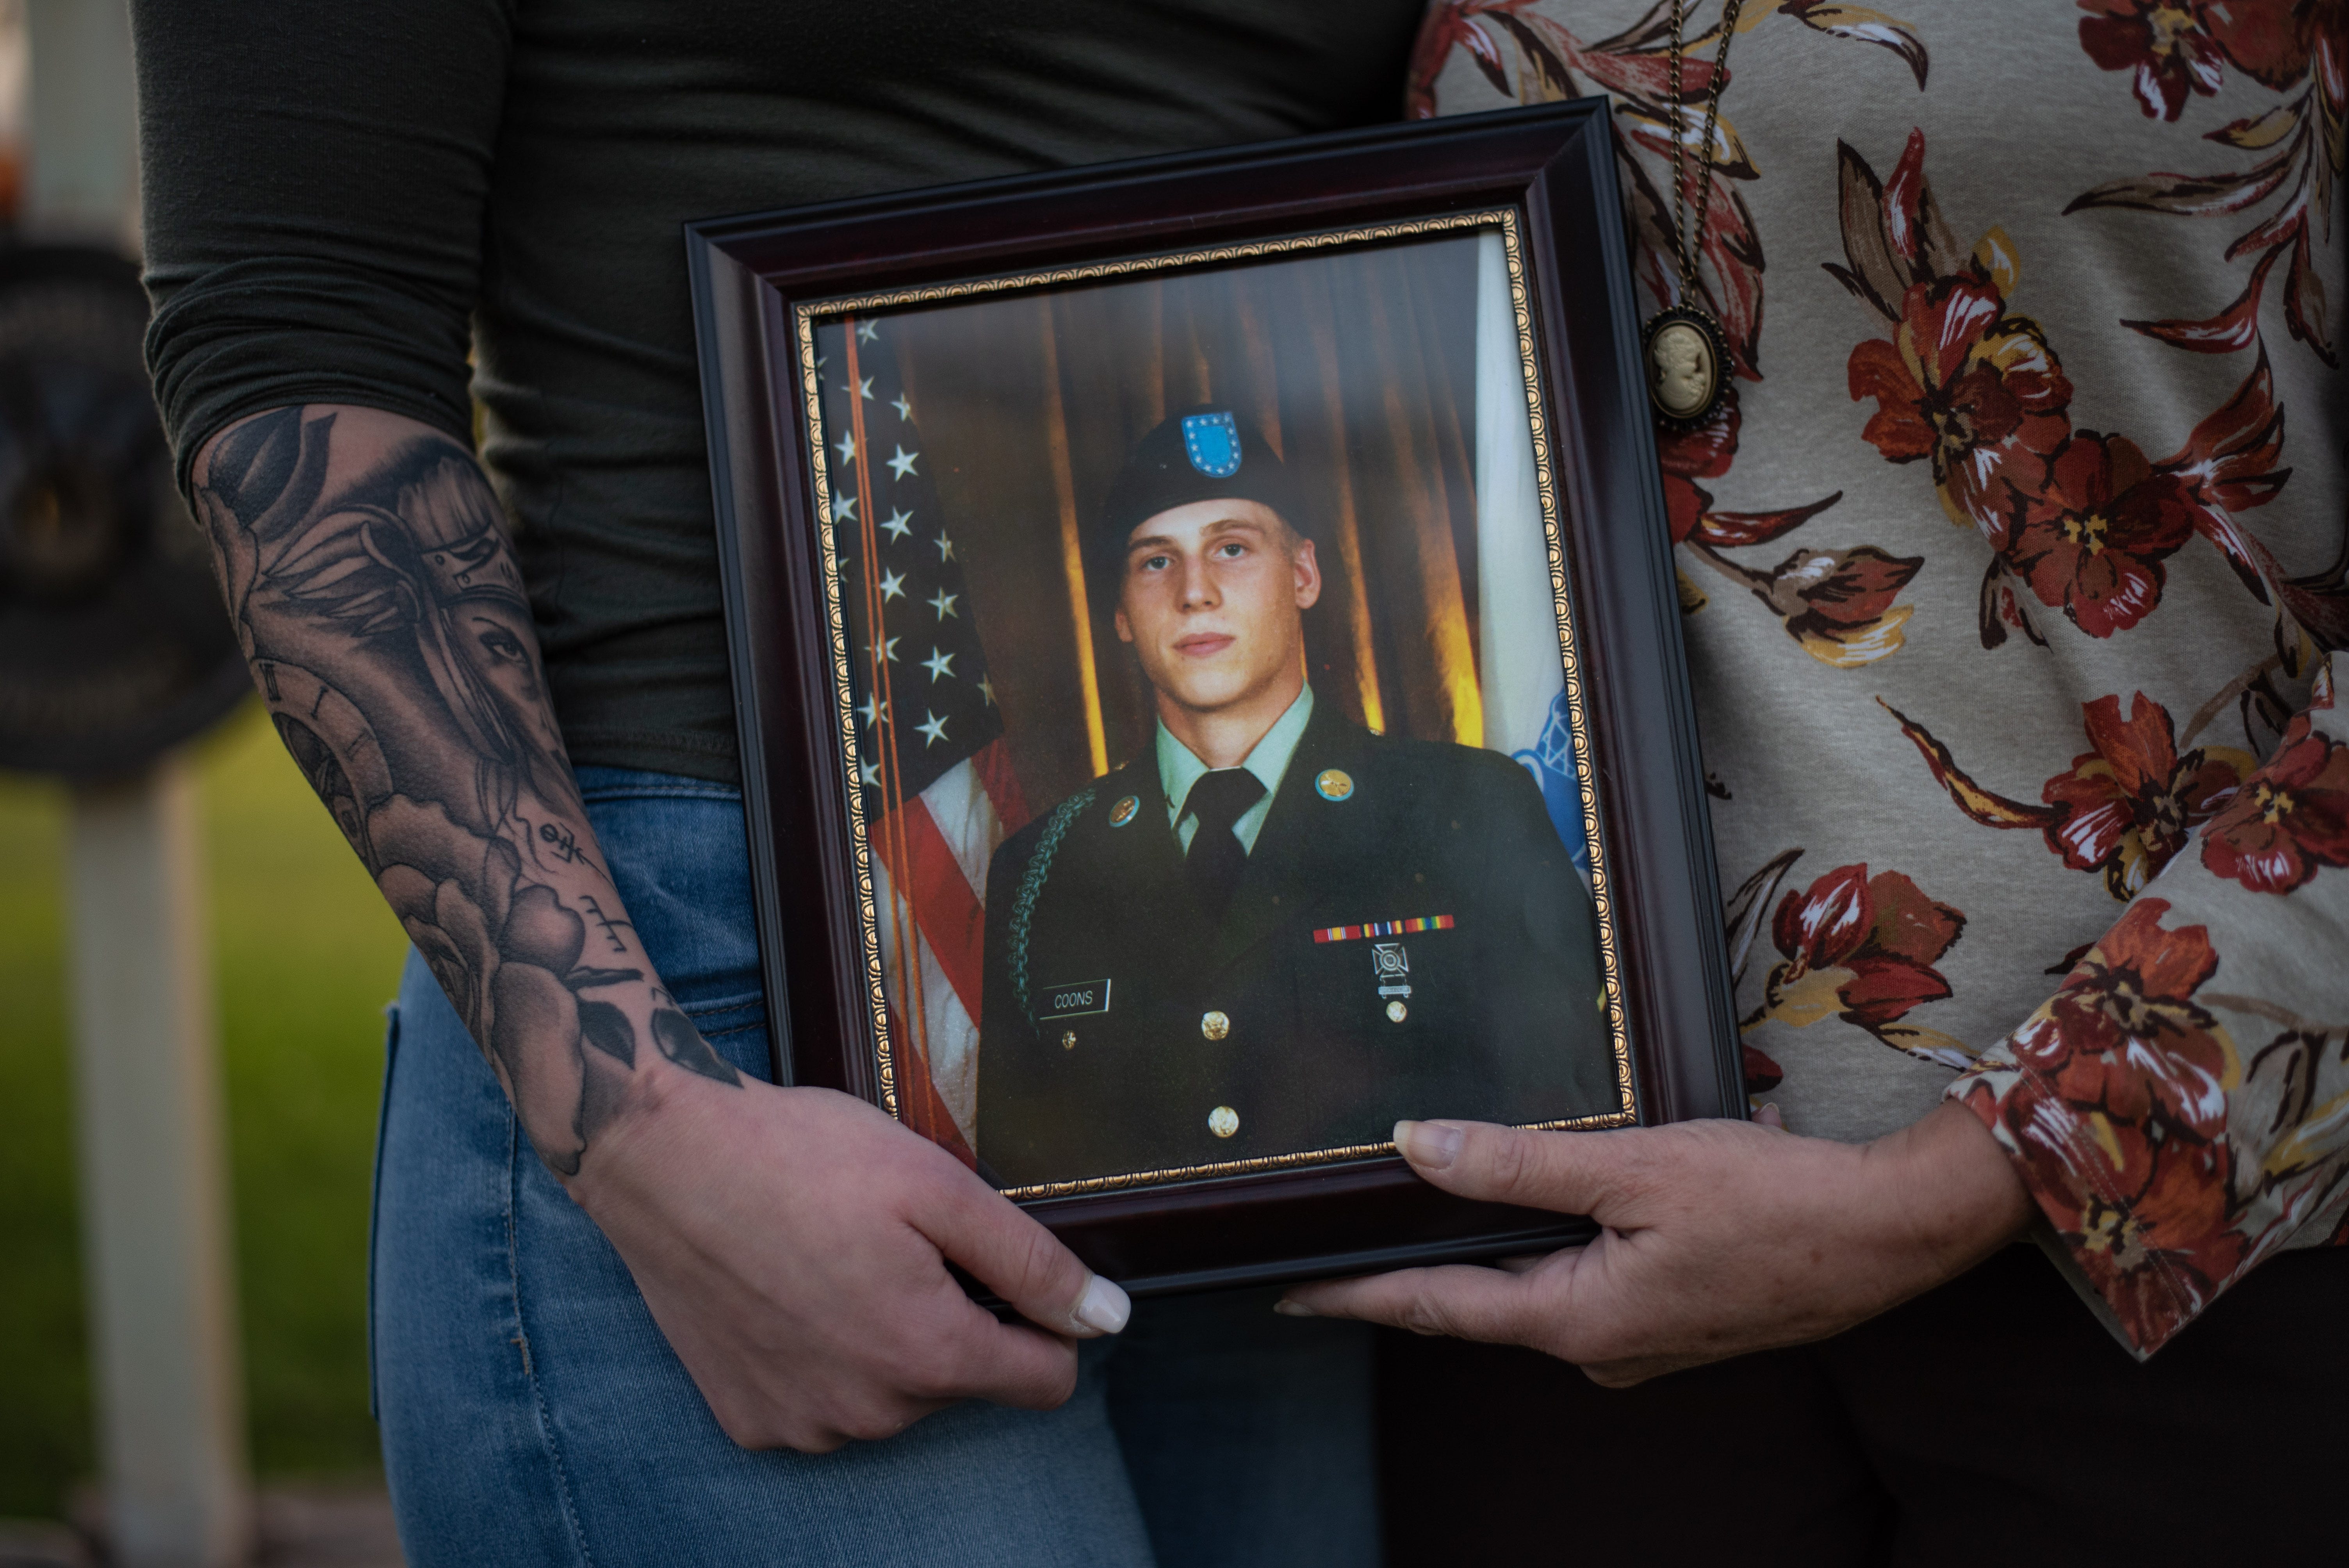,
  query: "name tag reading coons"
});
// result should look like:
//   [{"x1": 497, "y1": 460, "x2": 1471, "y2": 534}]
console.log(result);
[{"x1": 1039, "y1": 980, "x2": 1112, "y2": 1020}]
